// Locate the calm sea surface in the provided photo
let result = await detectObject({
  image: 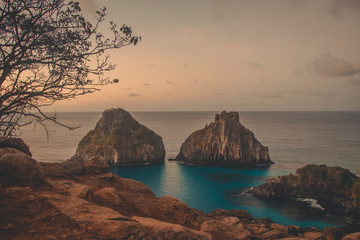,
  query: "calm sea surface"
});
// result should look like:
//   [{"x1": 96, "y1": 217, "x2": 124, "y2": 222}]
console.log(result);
[{"x1": 20, "y1": 111, "x2": 360, "y2": 229}]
